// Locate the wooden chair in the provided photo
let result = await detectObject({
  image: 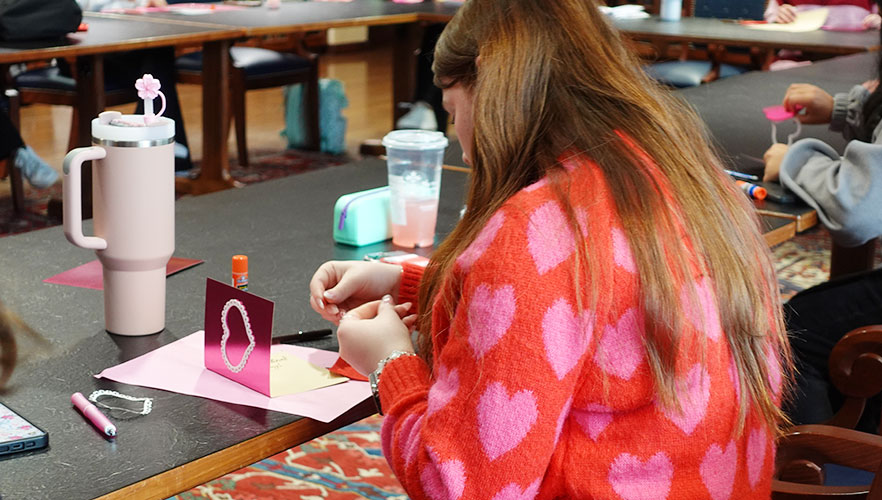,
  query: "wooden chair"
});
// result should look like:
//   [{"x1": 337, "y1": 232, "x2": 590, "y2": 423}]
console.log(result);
[
  {"x1": 175, "y1": 41, "x2": 320, "y2": 168},
  {"x1": 774, "y1": 424, "x2": 882, "y2": 499},
  {"x1": 13, "y1": 64, "x2": 139, "y2": 152},
  {"x1": 772, "y1": 325, "x2": 882, "y2": 498},
  {"x1": 2, "y1": 88, "x2": 26, "y2": 216}
]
